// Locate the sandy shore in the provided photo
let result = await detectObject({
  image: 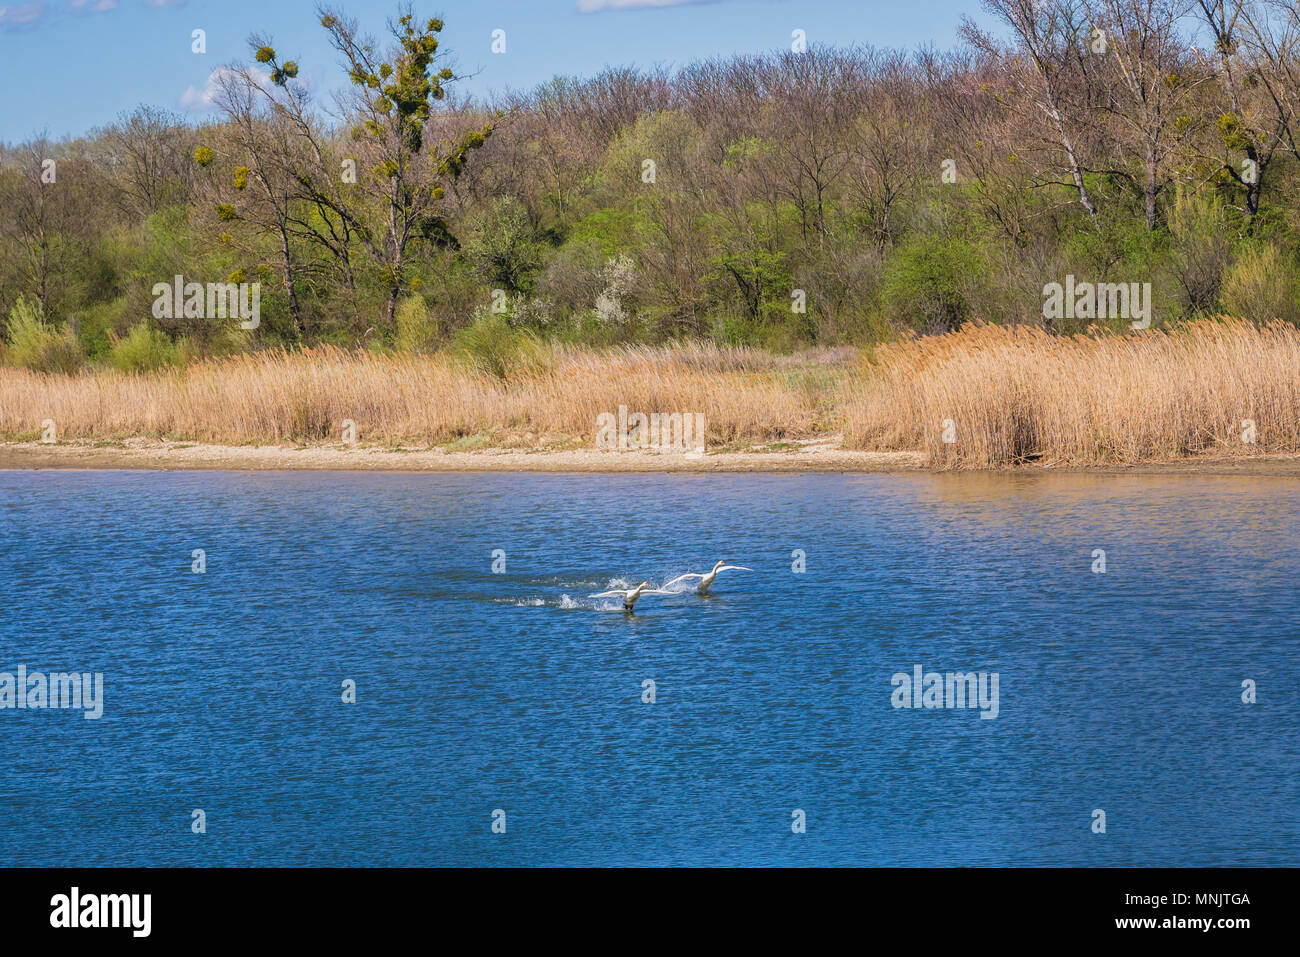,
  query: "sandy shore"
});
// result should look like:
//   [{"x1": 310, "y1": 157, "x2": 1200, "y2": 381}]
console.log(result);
[
  {"x1": 0, "y1": 438, "x2": 926, "y2": 472},
  {"x1": 4, "y1": 439, "x2": 1300, "y2": 474}
]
